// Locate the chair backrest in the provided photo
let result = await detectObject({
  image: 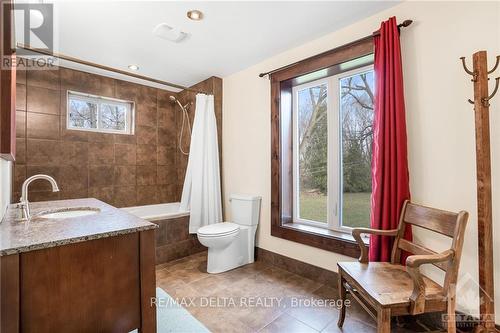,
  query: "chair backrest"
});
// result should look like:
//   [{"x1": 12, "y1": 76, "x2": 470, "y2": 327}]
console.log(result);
[{"x1": 390, "y1": 200, "x2": 469, "y2": 292}]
